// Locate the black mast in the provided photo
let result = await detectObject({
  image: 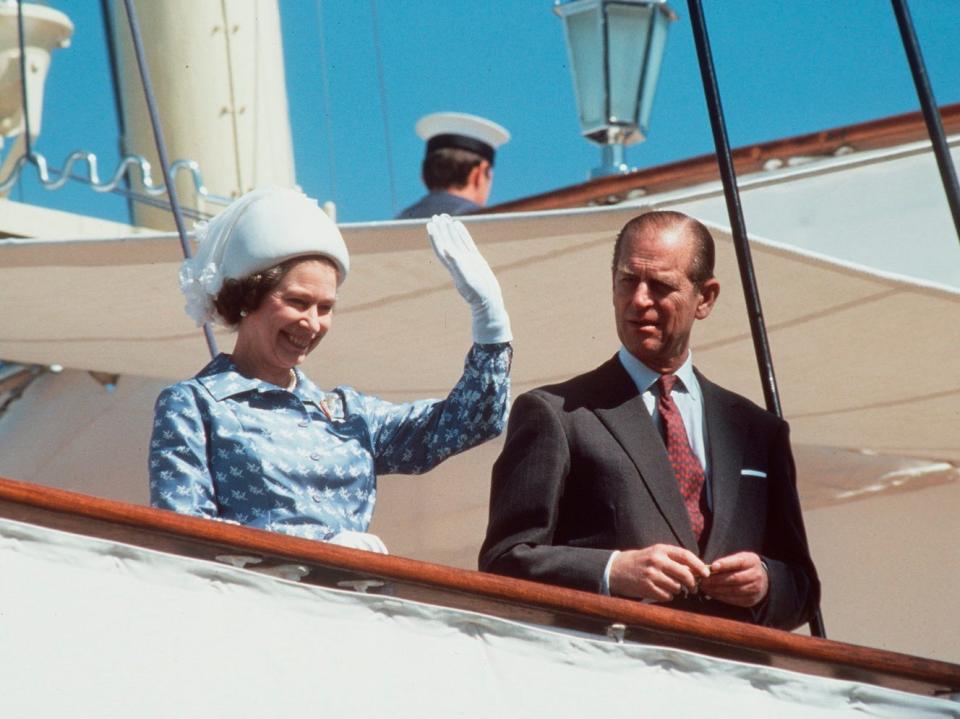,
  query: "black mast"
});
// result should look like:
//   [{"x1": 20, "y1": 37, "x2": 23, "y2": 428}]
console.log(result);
[
  {"x1": 686, "y1": 0, "x2": 826, "y2": 638},
  {"x1": 120, "y1": 0, "x2": 219, "y2": 359},
  {"x1": 891, "y1": 0, "x2": 960, "y2": 247}
]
